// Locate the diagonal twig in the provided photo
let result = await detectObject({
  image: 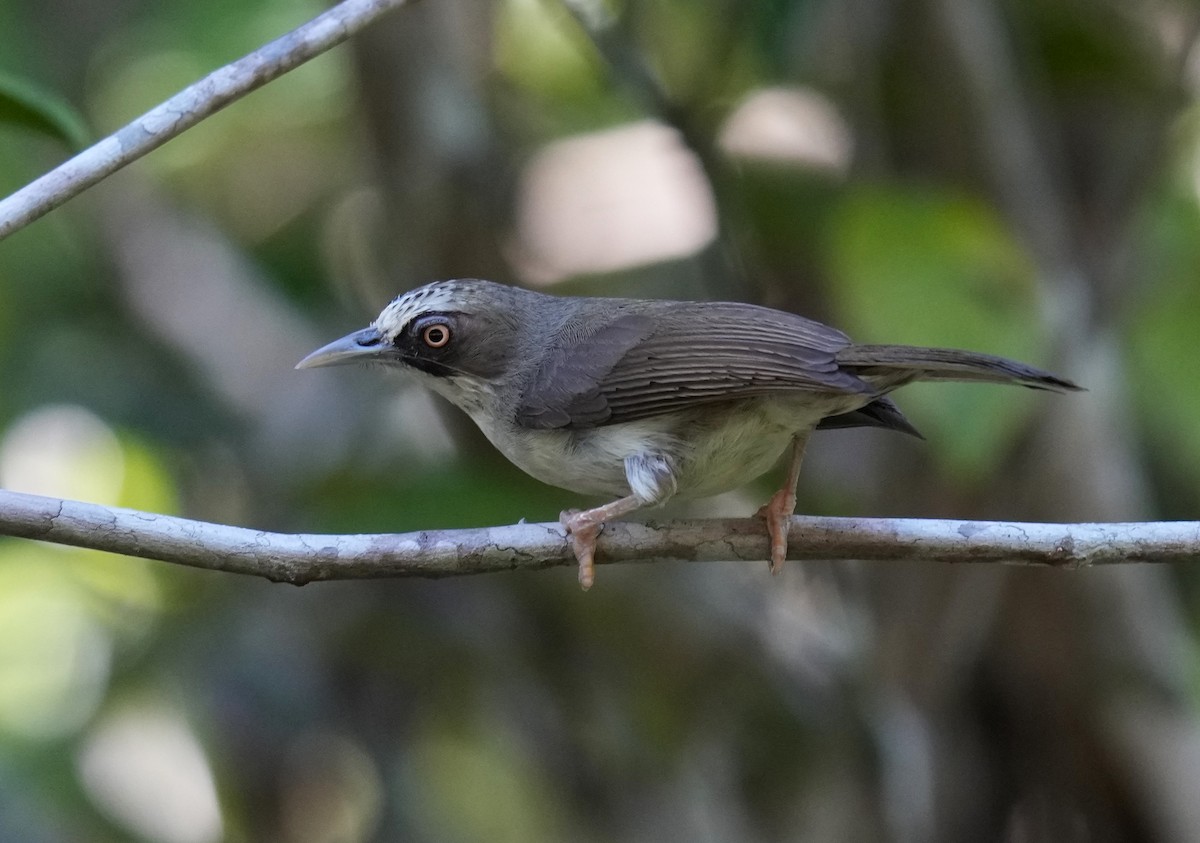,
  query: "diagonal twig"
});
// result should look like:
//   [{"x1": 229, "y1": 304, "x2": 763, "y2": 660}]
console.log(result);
[{"x1": 0, "y1": 0, "x2": 419, "y2": 241}]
